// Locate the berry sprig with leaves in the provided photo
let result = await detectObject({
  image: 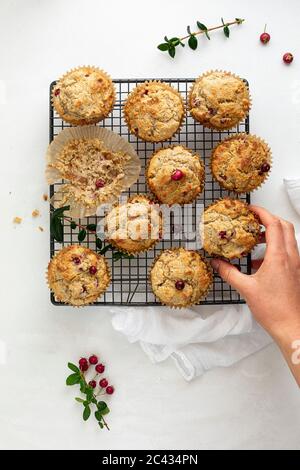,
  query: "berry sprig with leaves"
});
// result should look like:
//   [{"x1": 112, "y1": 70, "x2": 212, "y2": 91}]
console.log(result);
[
  {"x1": 50, "y1": 205, "x2": 133, "y2": 261},
  {"x1": 66, "y1": 355, "x2": 114, "y2": 430},
  {"x1": 157, "y1": 18, "x2": 245, "y2": 58}
]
